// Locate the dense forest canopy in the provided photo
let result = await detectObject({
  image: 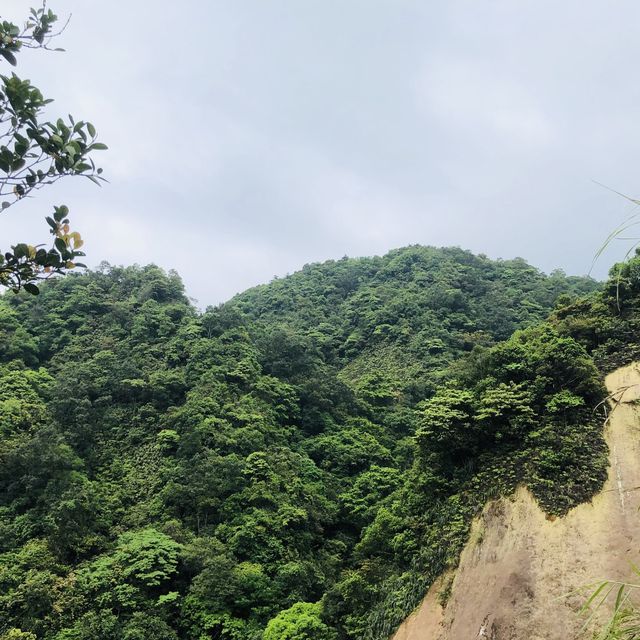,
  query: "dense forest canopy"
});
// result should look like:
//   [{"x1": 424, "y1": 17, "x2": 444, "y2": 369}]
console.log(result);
[{"x1": 0, "y1": 245, "x2": 632, "y2": 640}]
